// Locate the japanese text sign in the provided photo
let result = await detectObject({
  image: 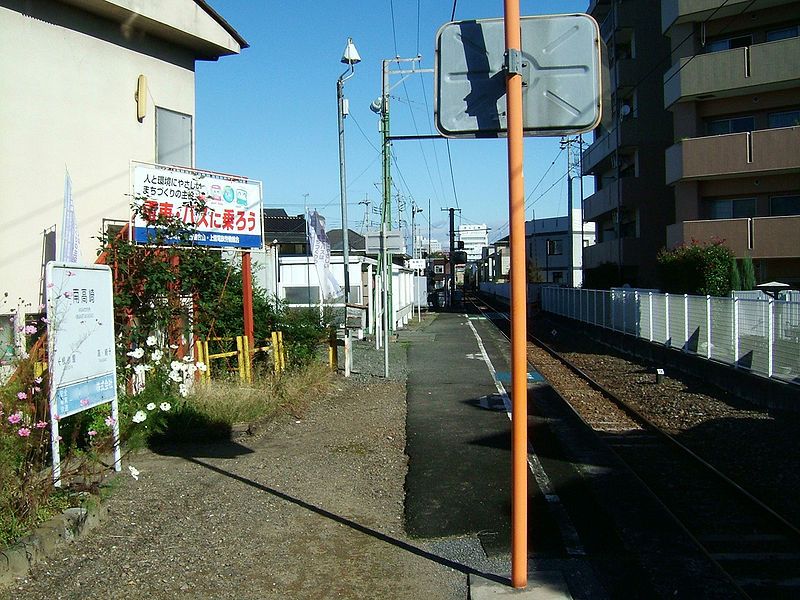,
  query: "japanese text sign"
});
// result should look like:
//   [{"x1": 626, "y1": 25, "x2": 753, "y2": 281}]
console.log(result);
[
  {"x1": 131, "y1": 162, "x2": 264, "y2": 249},
  {"x1": 46, "y1": 263, "x2": 117, "y2": 419}
]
